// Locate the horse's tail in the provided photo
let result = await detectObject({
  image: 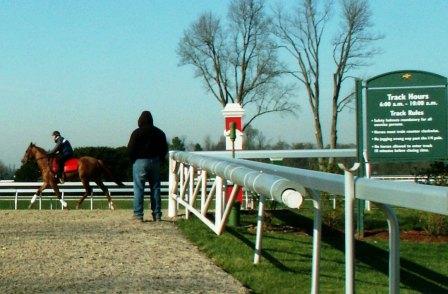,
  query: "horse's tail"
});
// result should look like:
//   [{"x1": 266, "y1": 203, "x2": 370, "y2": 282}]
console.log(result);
[{"x1": 97, "y1": 160, "x2": 126, "y2": 187}]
